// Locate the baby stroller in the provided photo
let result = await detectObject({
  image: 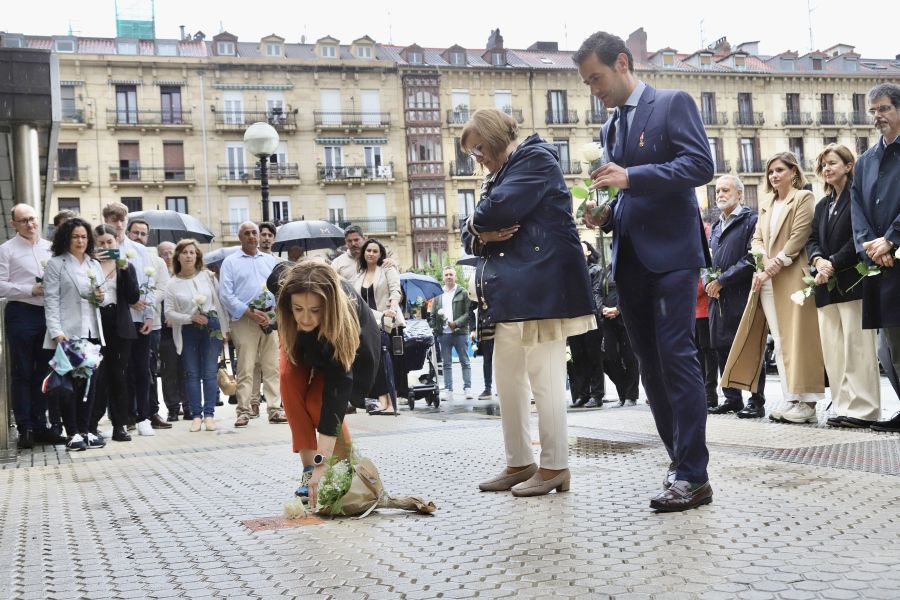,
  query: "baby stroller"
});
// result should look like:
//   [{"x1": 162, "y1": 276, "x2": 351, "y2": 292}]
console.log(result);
[{"x1": 402, "y1": 319, "x2": 440, "y2": 410}]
